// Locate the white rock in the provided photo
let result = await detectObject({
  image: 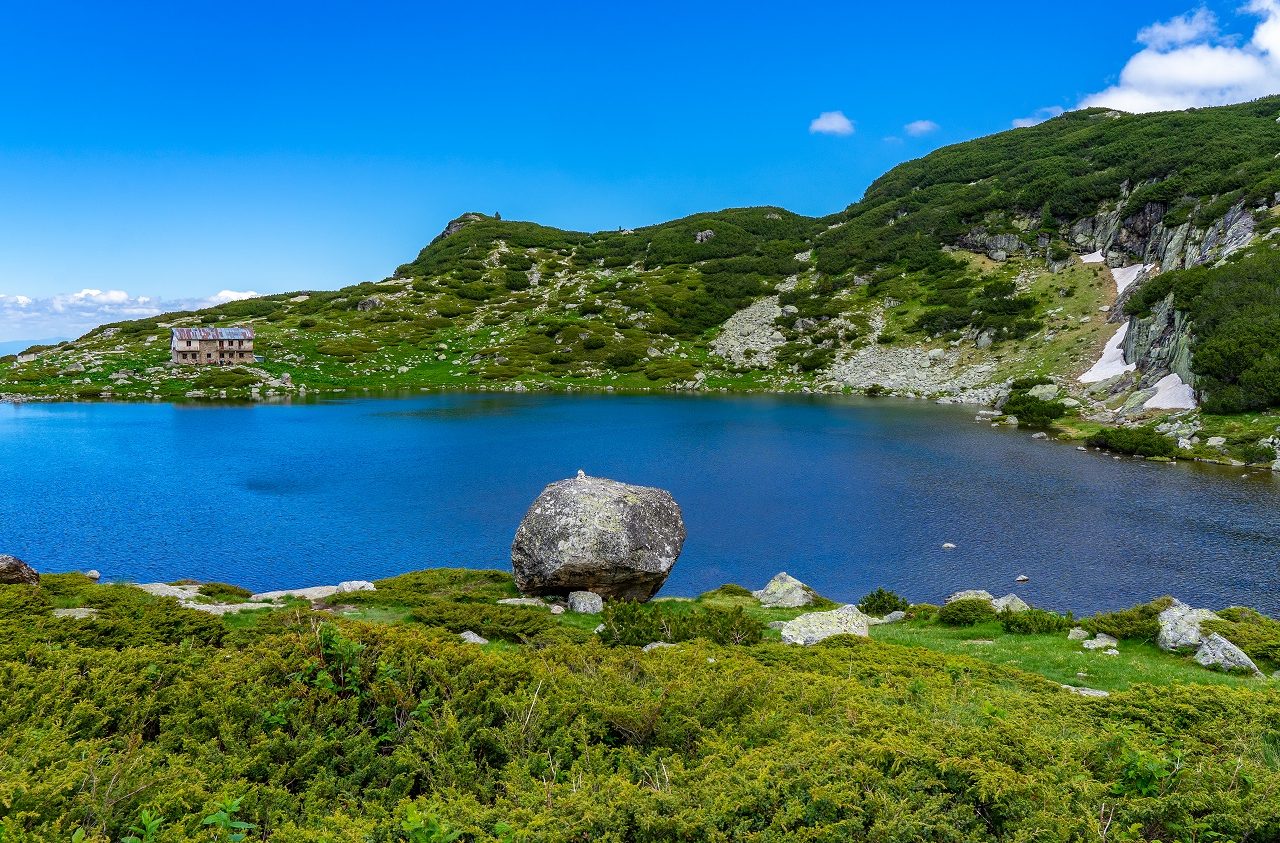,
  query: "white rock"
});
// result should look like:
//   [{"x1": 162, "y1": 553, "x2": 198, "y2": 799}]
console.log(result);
[
  {"x1": 945, "y1": 589, "x2": 993, "y2": 604},
  {"x1": 550, "y1": 605, "x2": 565, "y2": 615},
  {"x1": 780, "y1": 604, "x2": 870, "y2": 646},
  {"x1": 459, "y1": 630, "x2": 488, "y2": 645},
  {"x1": 251, "y1": 585, "x2": 339, "y2": 602},
  {"x1": 642, "y1": 641, "x2": 676, "y2": 653},
  {"x1": 992, "y1": 593, "x2": 1030, "y2": 613},
  {"x1": 568, "y1": 591, "x2": 605, "y2": 614},
  {"x1": 1067, "y1": 627, "x2": 1090, "y2": 641},
  {"x1": 1061, "y1": 684, "x2": 1110, "y2": 697},
  {"x1": 336, "y1": 580, "x2": 375, "y2": 594},
  {"x1": 1015, "y1": 575, "x2": 1030, "y2": 583},
  {"x1": 84, "y1": 569, "x2": 101, "y2": 581},
  {"x1": 52, "y1": 607, "x2": 99, "y2": 619},
  {"x1": 942, "y1": 542, "x2": 957, "y2": 549},
  {"x1": 1157, "y1": 599, "x2": 1219, "y2": 651},
  {"x1": 1083, "y1": 633, "x2": 1119, "y2": 650},
  {"x1": 497, "y1": 597, "x2": 548, "y2": 608},
  {"x1": 1194, "y1": 632, "x2": 1263, "y2": 677},
  {"x1": 752, "y1": 572, "x2": 816, "y2": 609}
]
